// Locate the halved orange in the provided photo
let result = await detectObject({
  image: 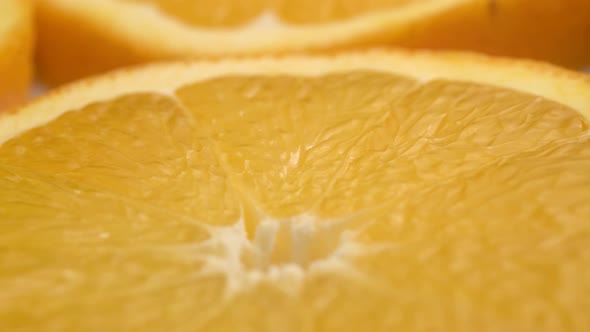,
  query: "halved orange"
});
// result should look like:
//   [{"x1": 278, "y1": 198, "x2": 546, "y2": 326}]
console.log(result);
[
  {"x1": 2, "y1": 51, "x2": 590, "y2": 331},
  {"x1": 0, "y1": 0, "x2": 33, "y2": 110},
  {"x1": 36, "y1": 0, "x2": 590, "y2": 86}
]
